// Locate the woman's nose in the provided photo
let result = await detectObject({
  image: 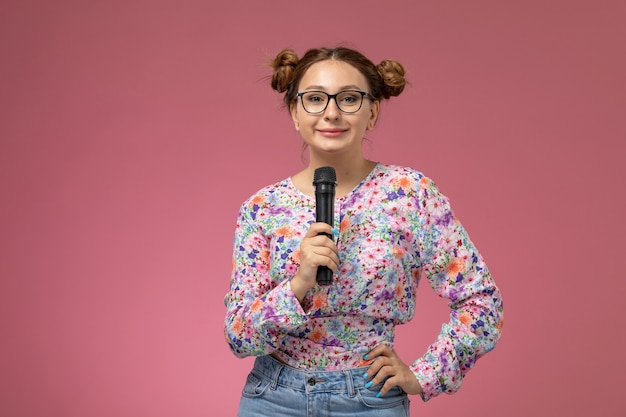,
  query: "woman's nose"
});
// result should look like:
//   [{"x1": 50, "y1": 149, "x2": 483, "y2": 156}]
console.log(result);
[{"x1": 323, "y1": 98, "x2": 341, "y2": 120}]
